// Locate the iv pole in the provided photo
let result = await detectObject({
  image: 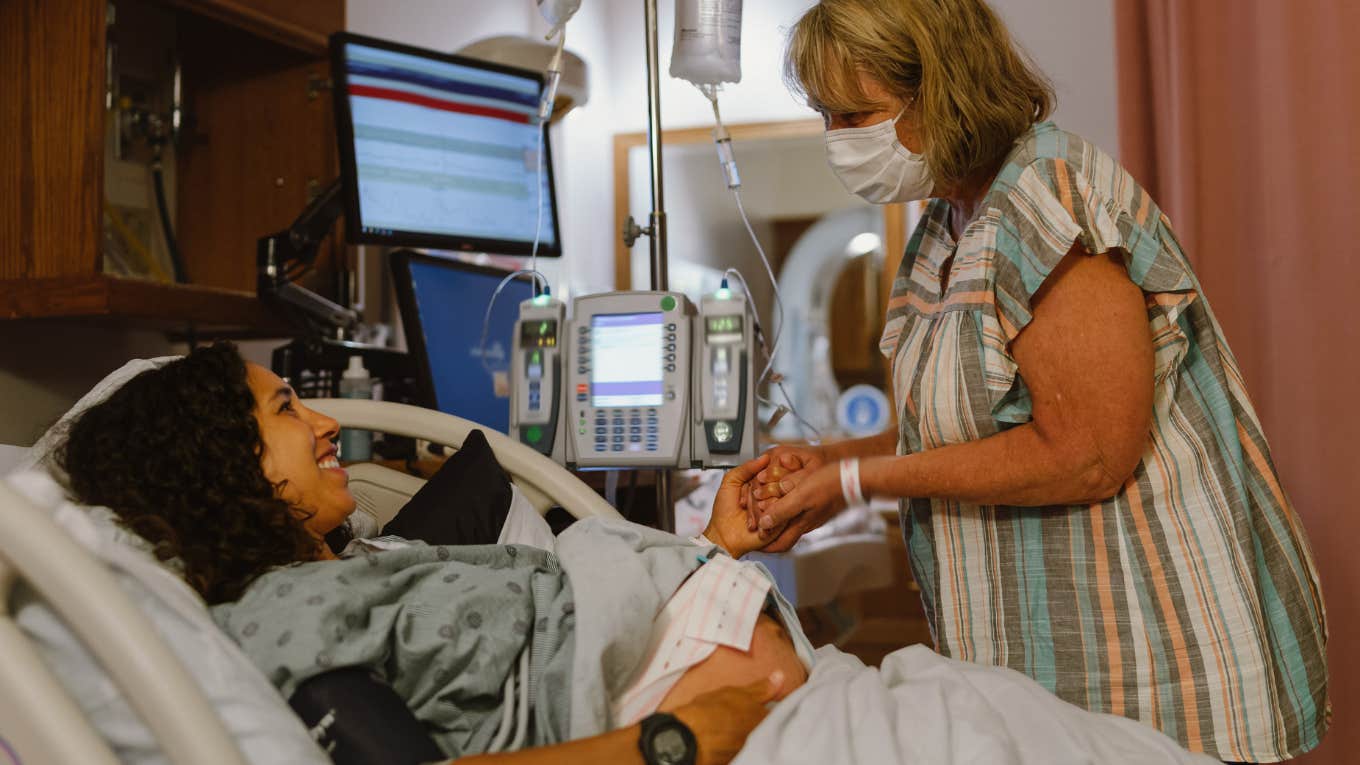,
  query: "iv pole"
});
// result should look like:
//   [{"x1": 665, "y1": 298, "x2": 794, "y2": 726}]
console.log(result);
[
  {"x1": 643, "y1": 0, "x2": 669, "y2": 294},
  {"x1": 643, "y1": 0, "x2": 674, "y2": 532}
]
